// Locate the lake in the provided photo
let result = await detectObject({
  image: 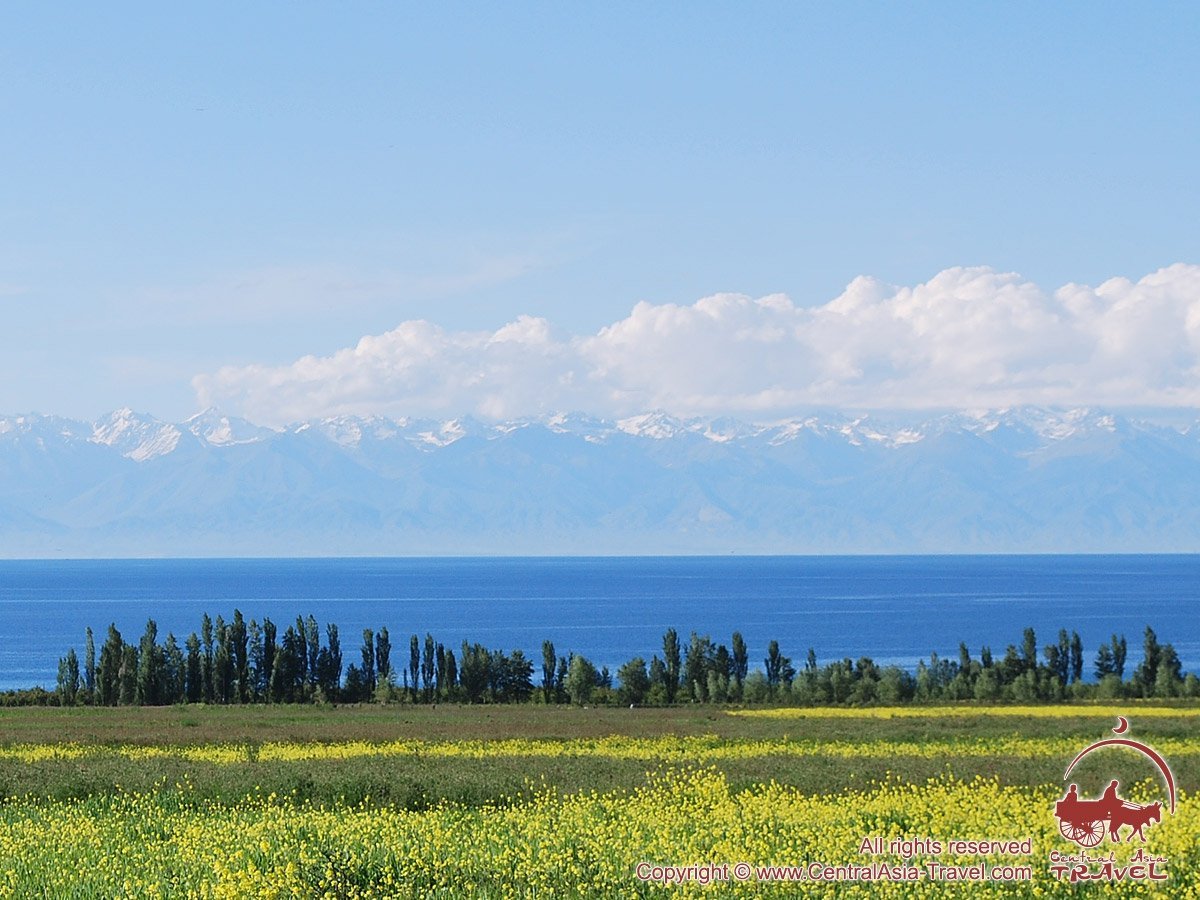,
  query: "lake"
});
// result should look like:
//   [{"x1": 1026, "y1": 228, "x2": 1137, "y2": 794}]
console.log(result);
[{"x1": 1, "y1": 555, "x2": 1198, "y2": 691}]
